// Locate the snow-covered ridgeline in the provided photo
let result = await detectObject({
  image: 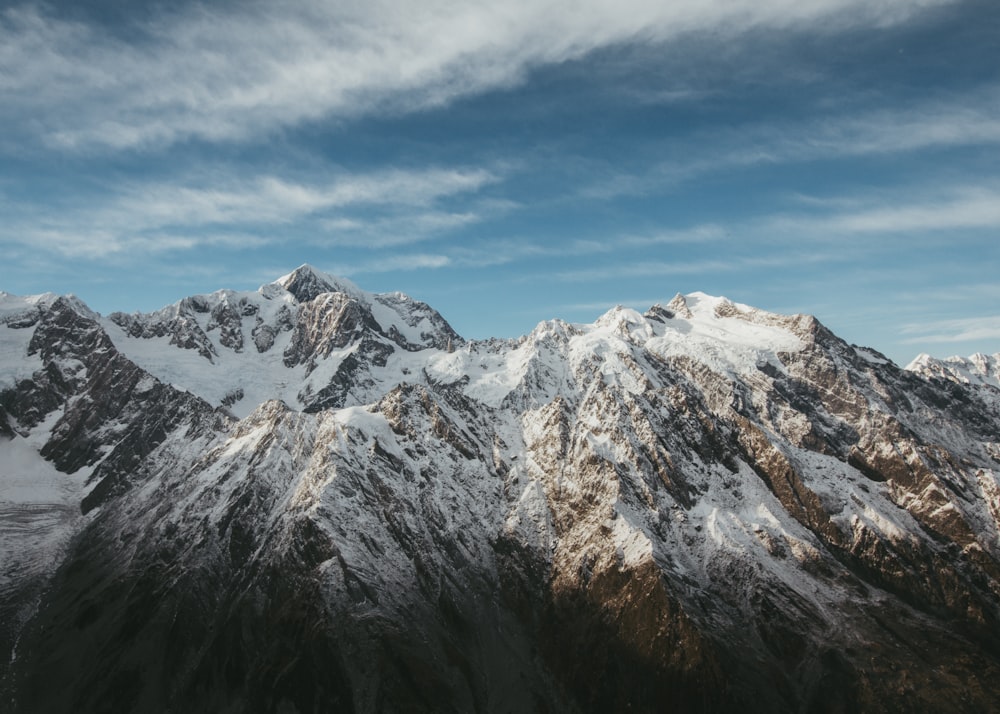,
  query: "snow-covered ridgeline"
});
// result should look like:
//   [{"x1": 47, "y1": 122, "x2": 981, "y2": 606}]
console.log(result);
[
  {"x1": 907, "y1": 351, "x2": 1000, "y2": 390},
  {"x1": 105, "y1": 273, "x2": 814, "y2": 416},
  {"x1": 4, "y1": 267, "x2": 1000, "y2": 711}
]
